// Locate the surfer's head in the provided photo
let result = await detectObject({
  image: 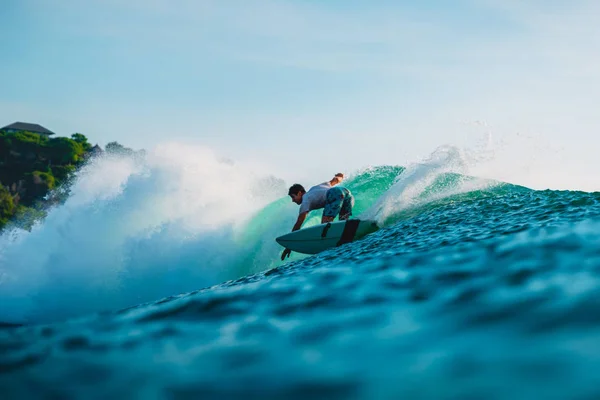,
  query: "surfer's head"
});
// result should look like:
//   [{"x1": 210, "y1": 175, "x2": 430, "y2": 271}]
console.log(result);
[
  {"x1": 288, "y1": 184, "x2": 305, "y2": 205},
  {"x1": 331, "y1": 173, "x2": 344, "y2": 185}
]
